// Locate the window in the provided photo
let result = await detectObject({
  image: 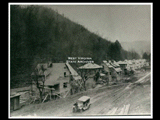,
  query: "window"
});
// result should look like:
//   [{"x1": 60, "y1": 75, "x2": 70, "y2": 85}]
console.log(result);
[
  {"x1": 64, "y1": 72, "x2": 66, "y2": 77},
  {"x1": 102, "y1": 65, "x2": 104, "y2": 69},
  {"x1": 63, "y1": 82, "x2": 68, "y2": 88}
]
